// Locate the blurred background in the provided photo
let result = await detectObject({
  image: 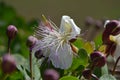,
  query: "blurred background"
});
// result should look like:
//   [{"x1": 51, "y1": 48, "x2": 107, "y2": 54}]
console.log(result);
[
  {"x1": 0, "y1": 0, "x2": 120, "y2": 57},
  {"x1": 3, "y1": 0, "x2": 120, "y2": 25}
]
